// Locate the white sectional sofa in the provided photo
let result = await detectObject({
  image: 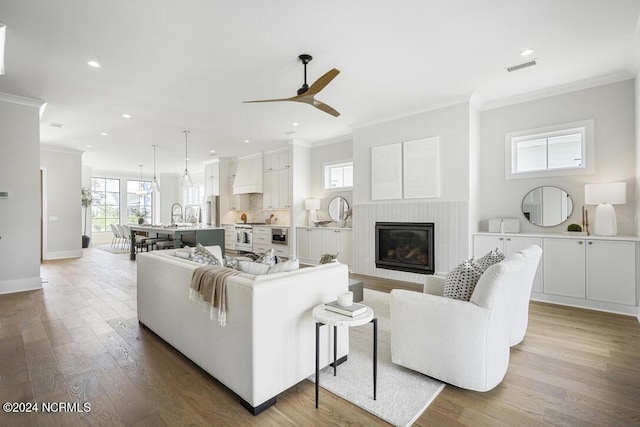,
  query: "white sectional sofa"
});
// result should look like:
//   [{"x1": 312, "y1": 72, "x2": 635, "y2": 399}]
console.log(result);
[{"x1": 136, "y1": 247, "x2": 349, "y2": 414}]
